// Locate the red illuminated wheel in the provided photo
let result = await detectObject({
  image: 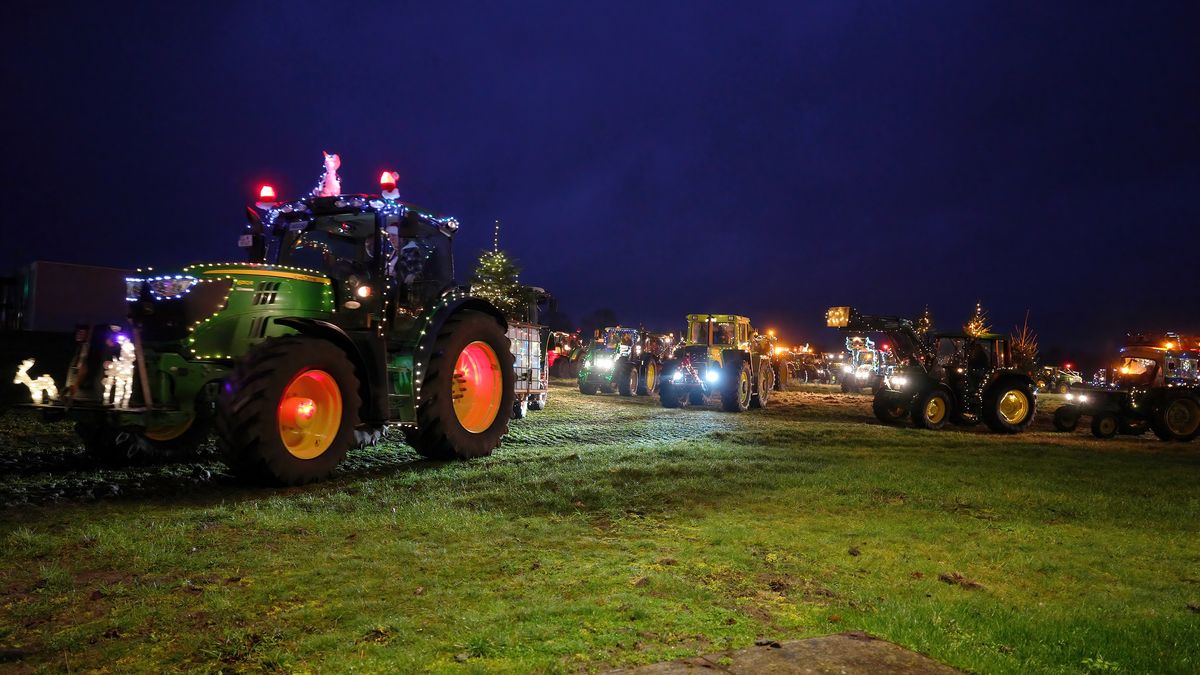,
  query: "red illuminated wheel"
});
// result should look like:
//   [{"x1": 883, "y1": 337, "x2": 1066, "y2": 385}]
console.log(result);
[
  {"x1": 217, "y1": 337, "x2": 360, "y2": 485},
  {"x1": 404, "y1": 311, "x2": 515, "y2": 460}
]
